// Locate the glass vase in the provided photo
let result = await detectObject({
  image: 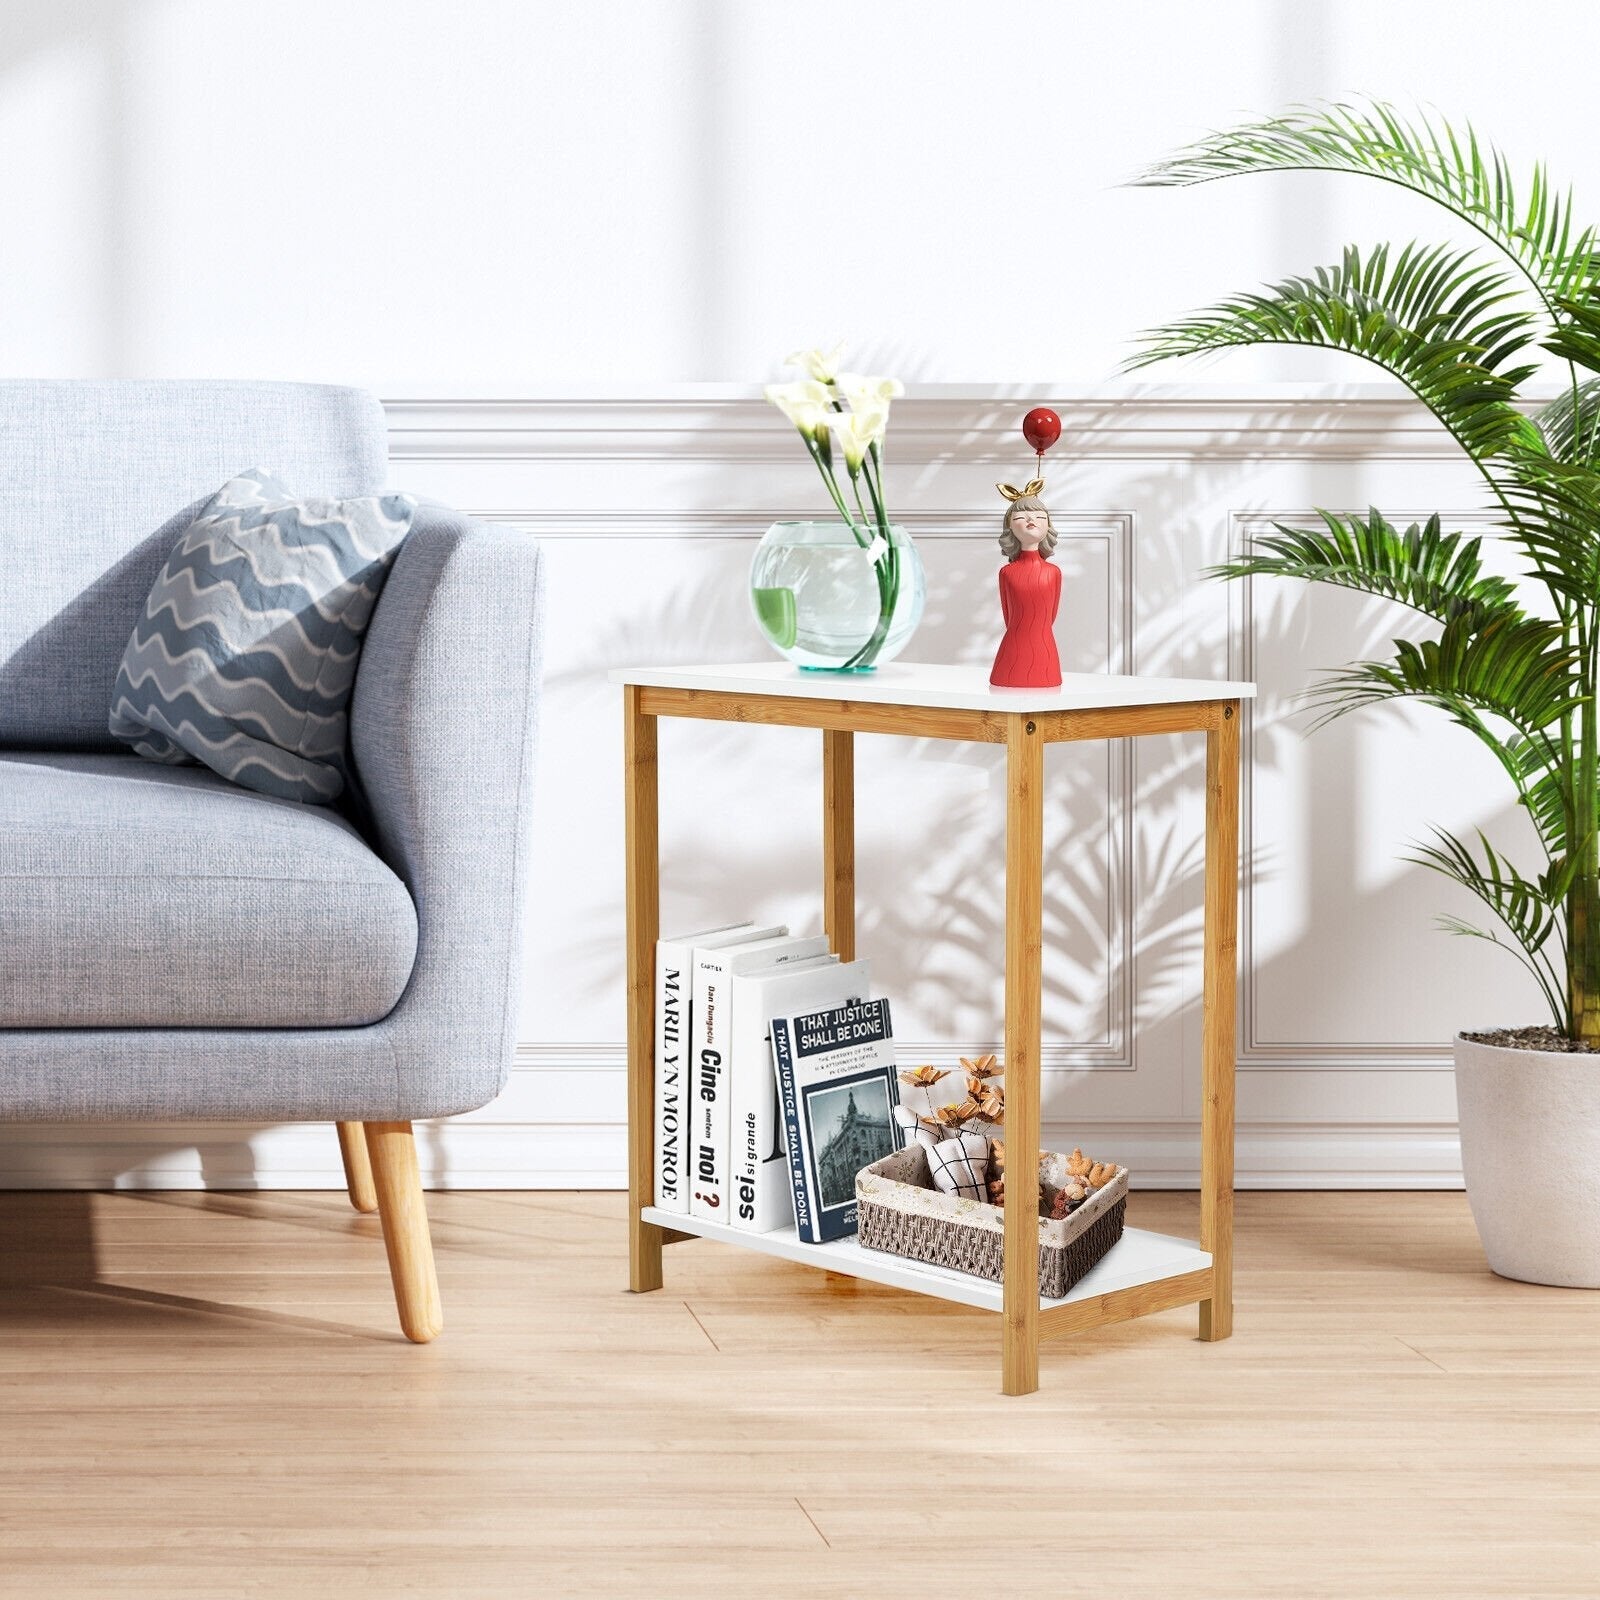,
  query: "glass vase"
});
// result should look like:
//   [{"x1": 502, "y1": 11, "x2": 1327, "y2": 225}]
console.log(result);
[{"x1": 748, "y1": 520, "x2": 924, "y2": 672}]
